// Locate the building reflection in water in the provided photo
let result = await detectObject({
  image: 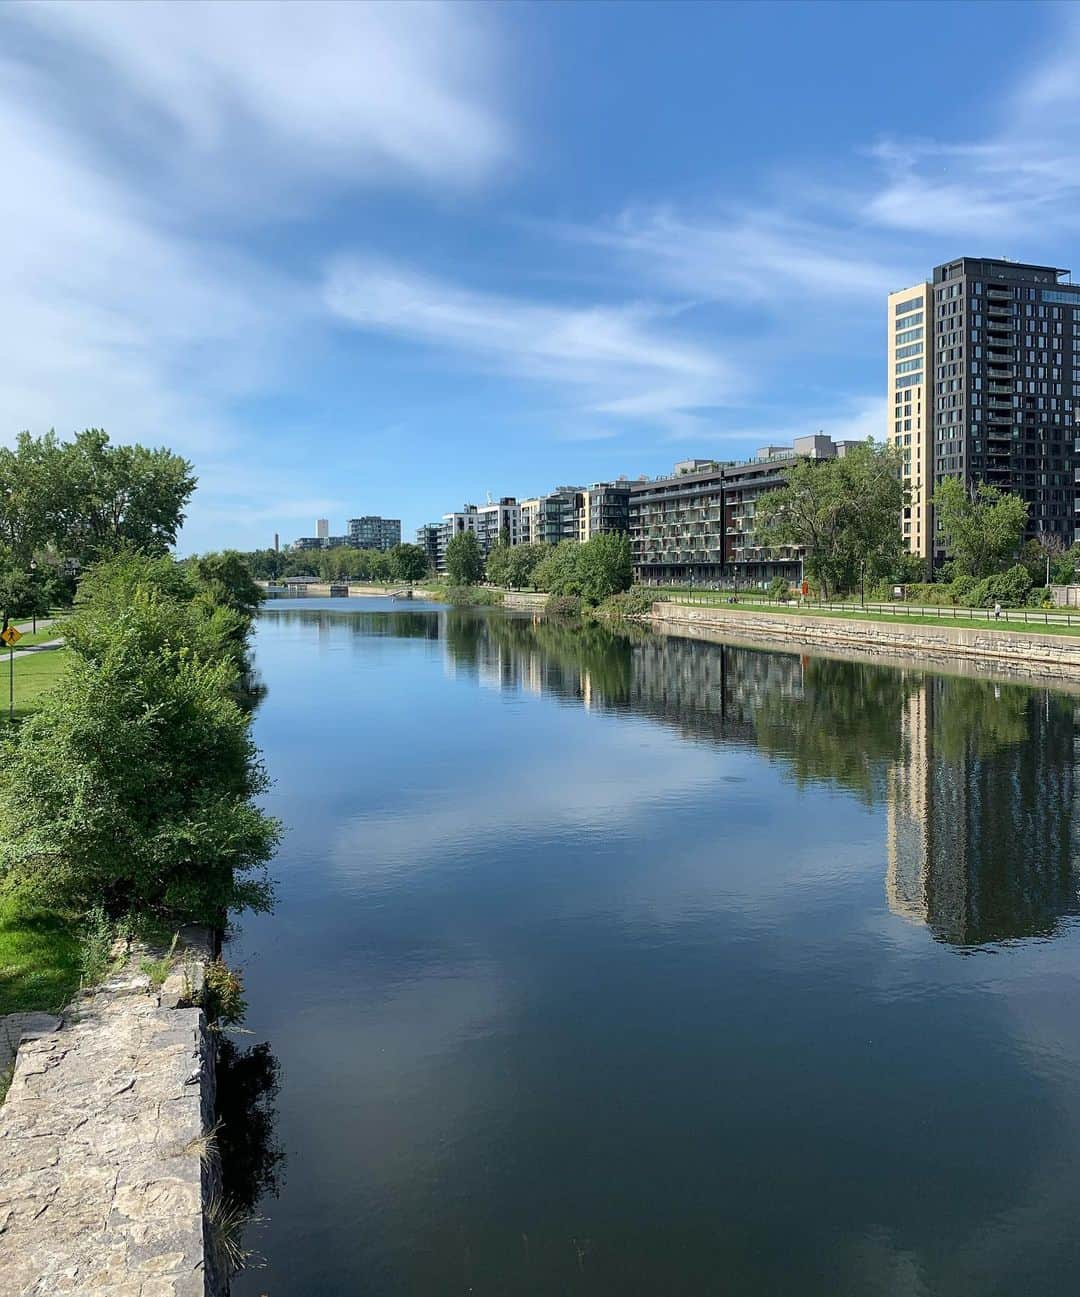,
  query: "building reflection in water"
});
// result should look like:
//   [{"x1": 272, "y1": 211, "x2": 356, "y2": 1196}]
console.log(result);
[
  {"x1": 438, "y1": 611, "x2": 1080, "y2": 948},
  {"x1": 887, "y1": 676, "x2": 1080, "y2": 945}
]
